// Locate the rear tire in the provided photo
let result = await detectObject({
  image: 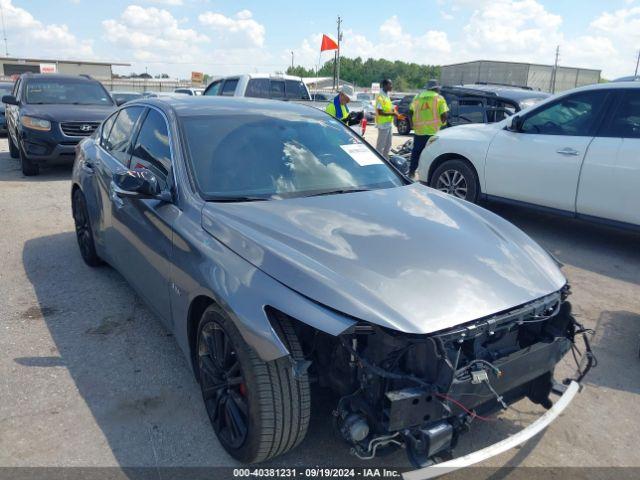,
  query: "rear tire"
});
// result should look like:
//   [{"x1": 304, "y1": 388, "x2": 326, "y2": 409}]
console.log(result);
[
  {"x1": 72, "y1": 188, "x2": 102, "y2": 267},
  {"x1": 197, "y1": 306, "x2": 310, "y2": 464},
  {"x1": 19, "y1": 147, "x2": 39, "y2": 176},
  {"x1": 8, "y1": 134, "x2": 19, "y2": 159},
  {"x1": 429, "y1": 159, "x2": 479, "y2": 203}
]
